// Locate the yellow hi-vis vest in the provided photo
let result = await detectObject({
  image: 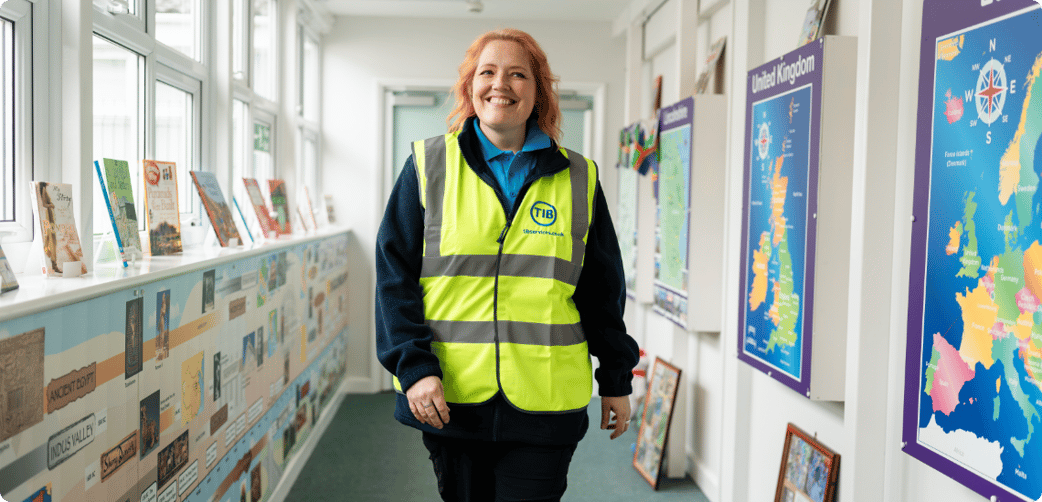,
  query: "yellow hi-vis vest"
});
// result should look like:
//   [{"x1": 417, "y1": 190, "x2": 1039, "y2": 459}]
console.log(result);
[{"x1": 392, "y1": 131, "x2": 598, "y2": 413}]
